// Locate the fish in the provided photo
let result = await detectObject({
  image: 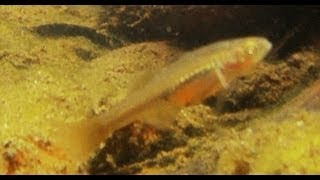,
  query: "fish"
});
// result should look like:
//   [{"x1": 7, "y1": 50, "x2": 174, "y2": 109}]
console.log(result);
[{"x1": 92, "y1": 36, "x2": 272, "y2": 135}]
